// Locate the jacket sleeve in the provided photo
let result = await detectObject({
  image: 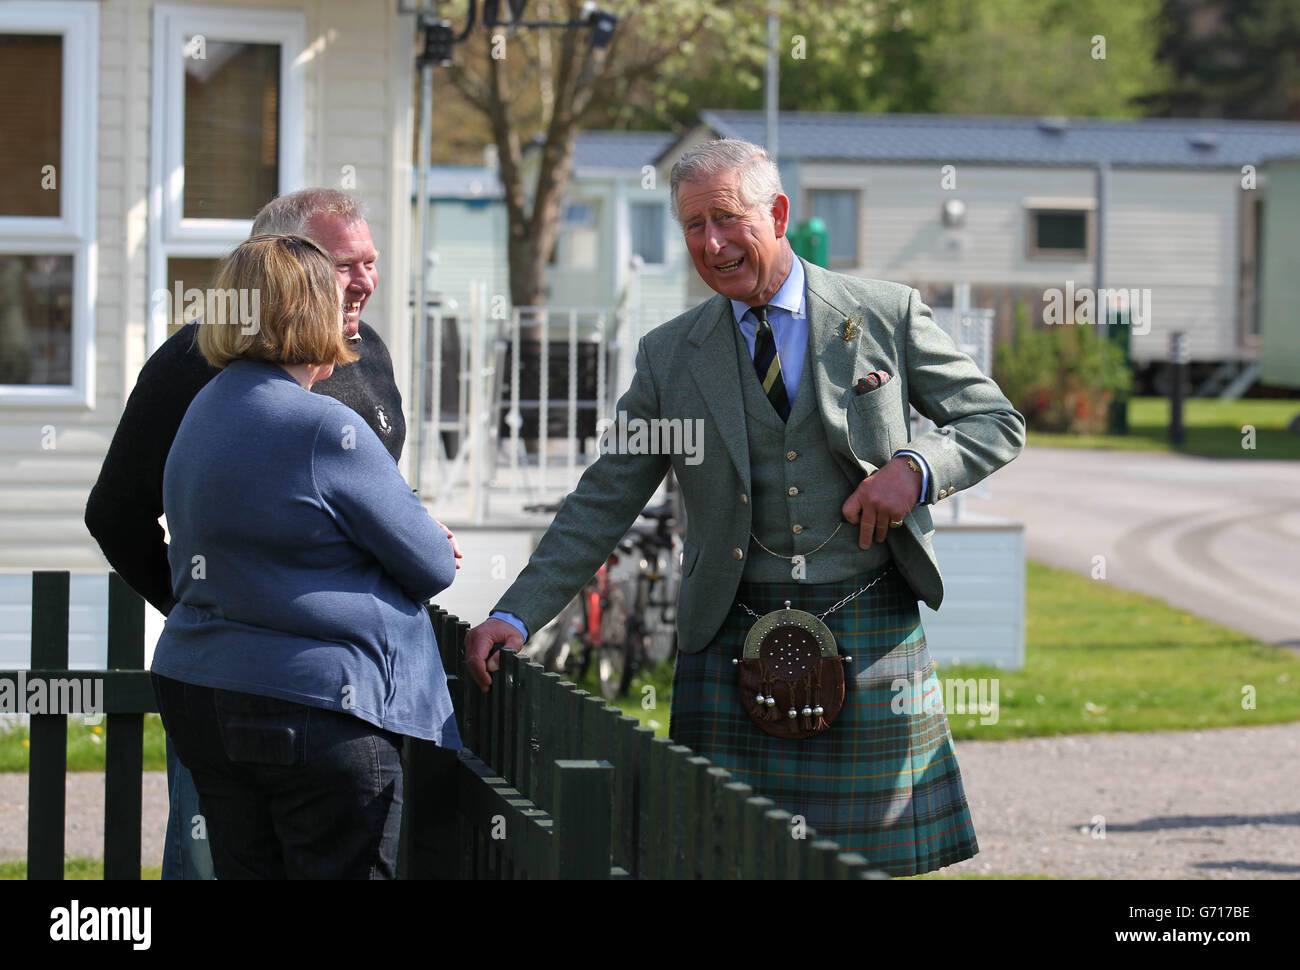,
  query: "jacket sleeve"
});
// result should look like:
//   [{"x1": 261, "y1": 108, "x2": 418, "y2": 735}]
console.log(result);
[
  {"x1": 894, "y1": 287, "x2": 1026, "y2": 503},
  {"x1": 310, "y1": 404, "x2": 455, "y2": 604},
  {"x1": 84, "y1": 327, "x2": 216, "y2": 616},
  {"x1": 492, "y1": 337, "x2": 671, "y2": 637}
]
